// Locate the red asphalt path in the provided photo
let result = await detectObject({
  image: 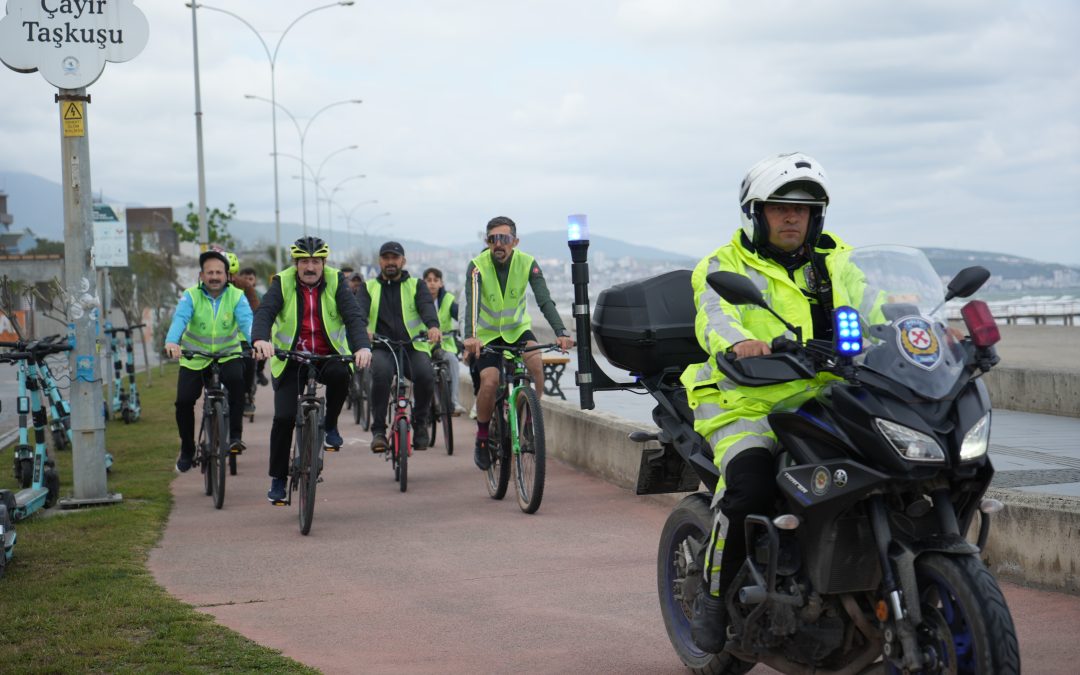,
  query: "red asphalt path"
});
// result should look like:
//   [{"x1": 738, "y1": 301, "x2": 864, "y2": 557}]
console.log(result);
[{"x1": 148, "y1": 386, "x2": 1080, "y2": 674}]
